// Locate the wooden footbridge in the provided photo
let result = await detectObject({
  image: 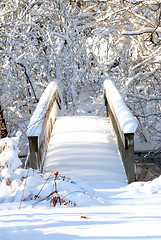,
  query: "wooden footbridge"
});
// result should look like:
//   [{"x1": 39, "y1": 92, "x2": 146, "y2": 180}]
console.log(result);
[{"x1": 27, "y1": 80, "x2": 138, "y2": 188}]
